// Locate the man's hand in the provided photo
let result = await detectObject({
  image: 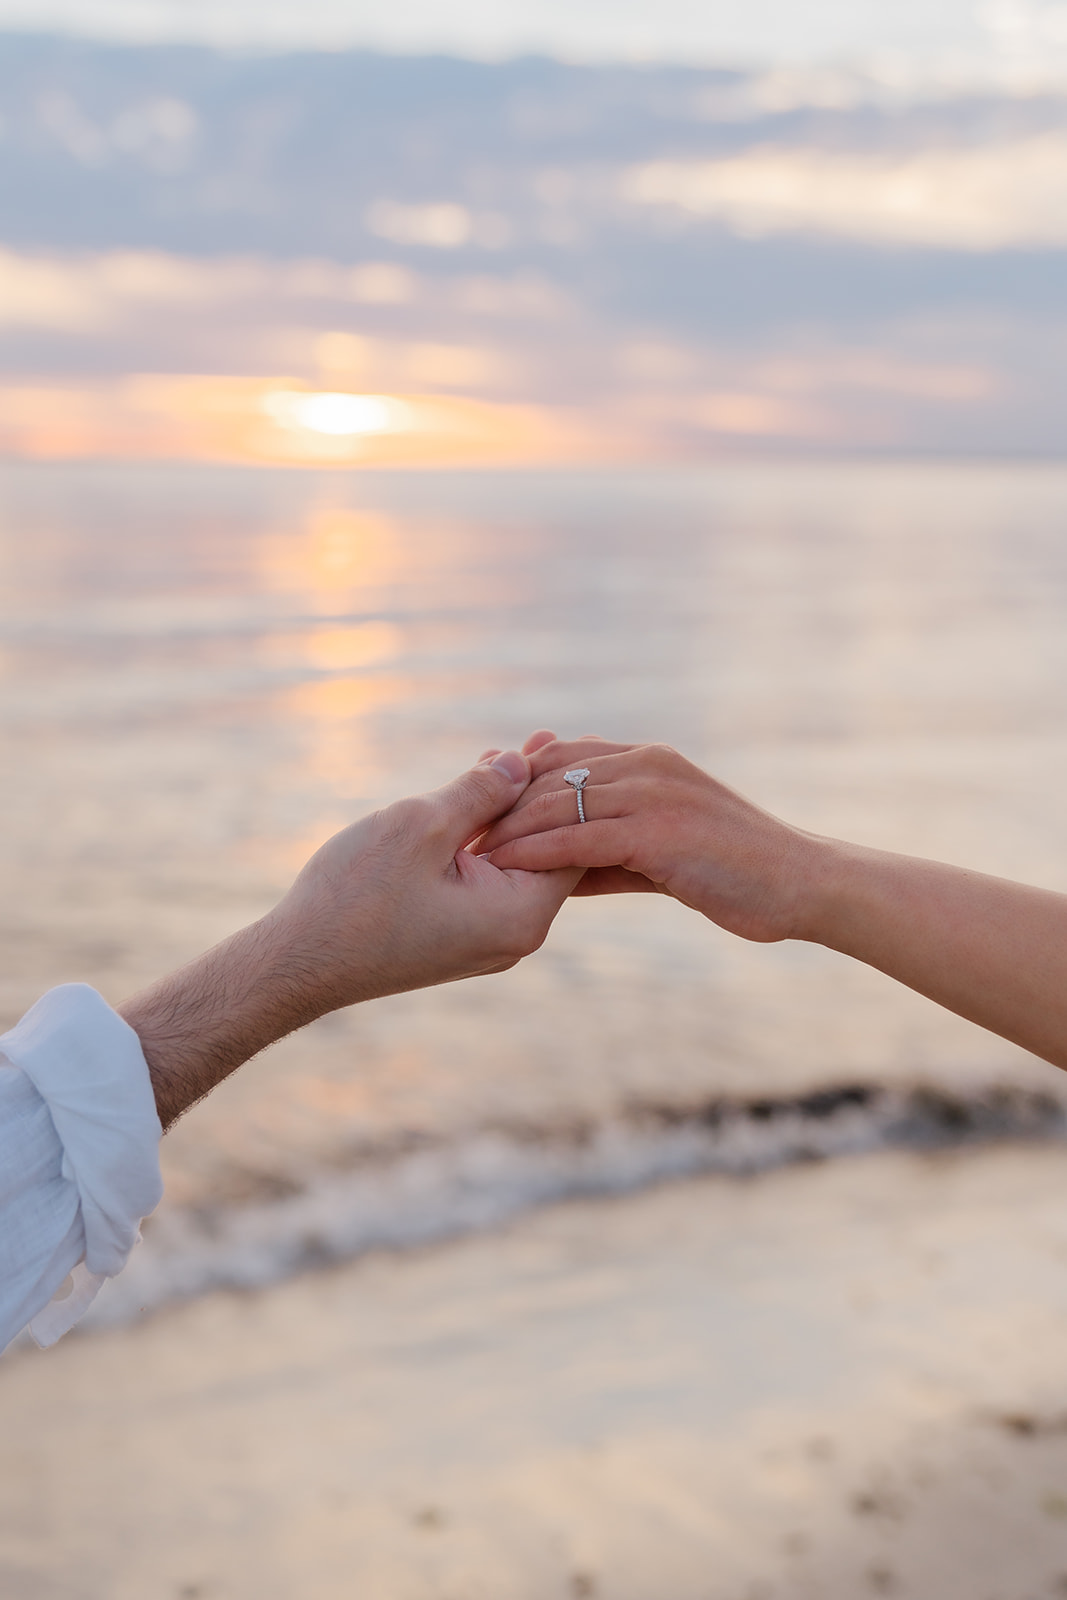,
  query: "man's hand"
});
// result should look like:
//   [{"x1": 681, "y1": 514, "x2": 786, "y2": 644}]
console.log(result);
[
  {"x1": 122, "y1": 752, "x2": 581, "y2": 1128},
  {"x1": 271, "y1": 750, "x2": 581, "y2": 1008}
]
